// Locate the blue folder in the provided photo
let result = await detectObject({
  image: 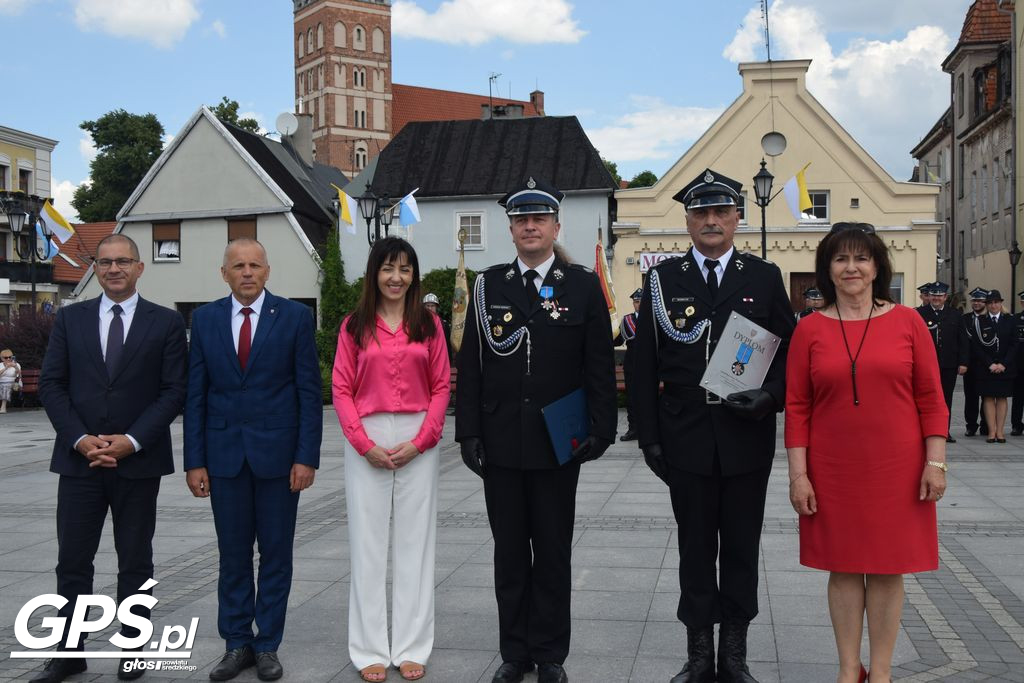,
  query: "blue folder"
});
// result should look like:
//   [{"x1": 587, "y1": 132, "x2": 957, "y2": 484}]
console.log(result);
[{"x1": 541, "y1": 388, "x2": 590, "y2": 466}]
